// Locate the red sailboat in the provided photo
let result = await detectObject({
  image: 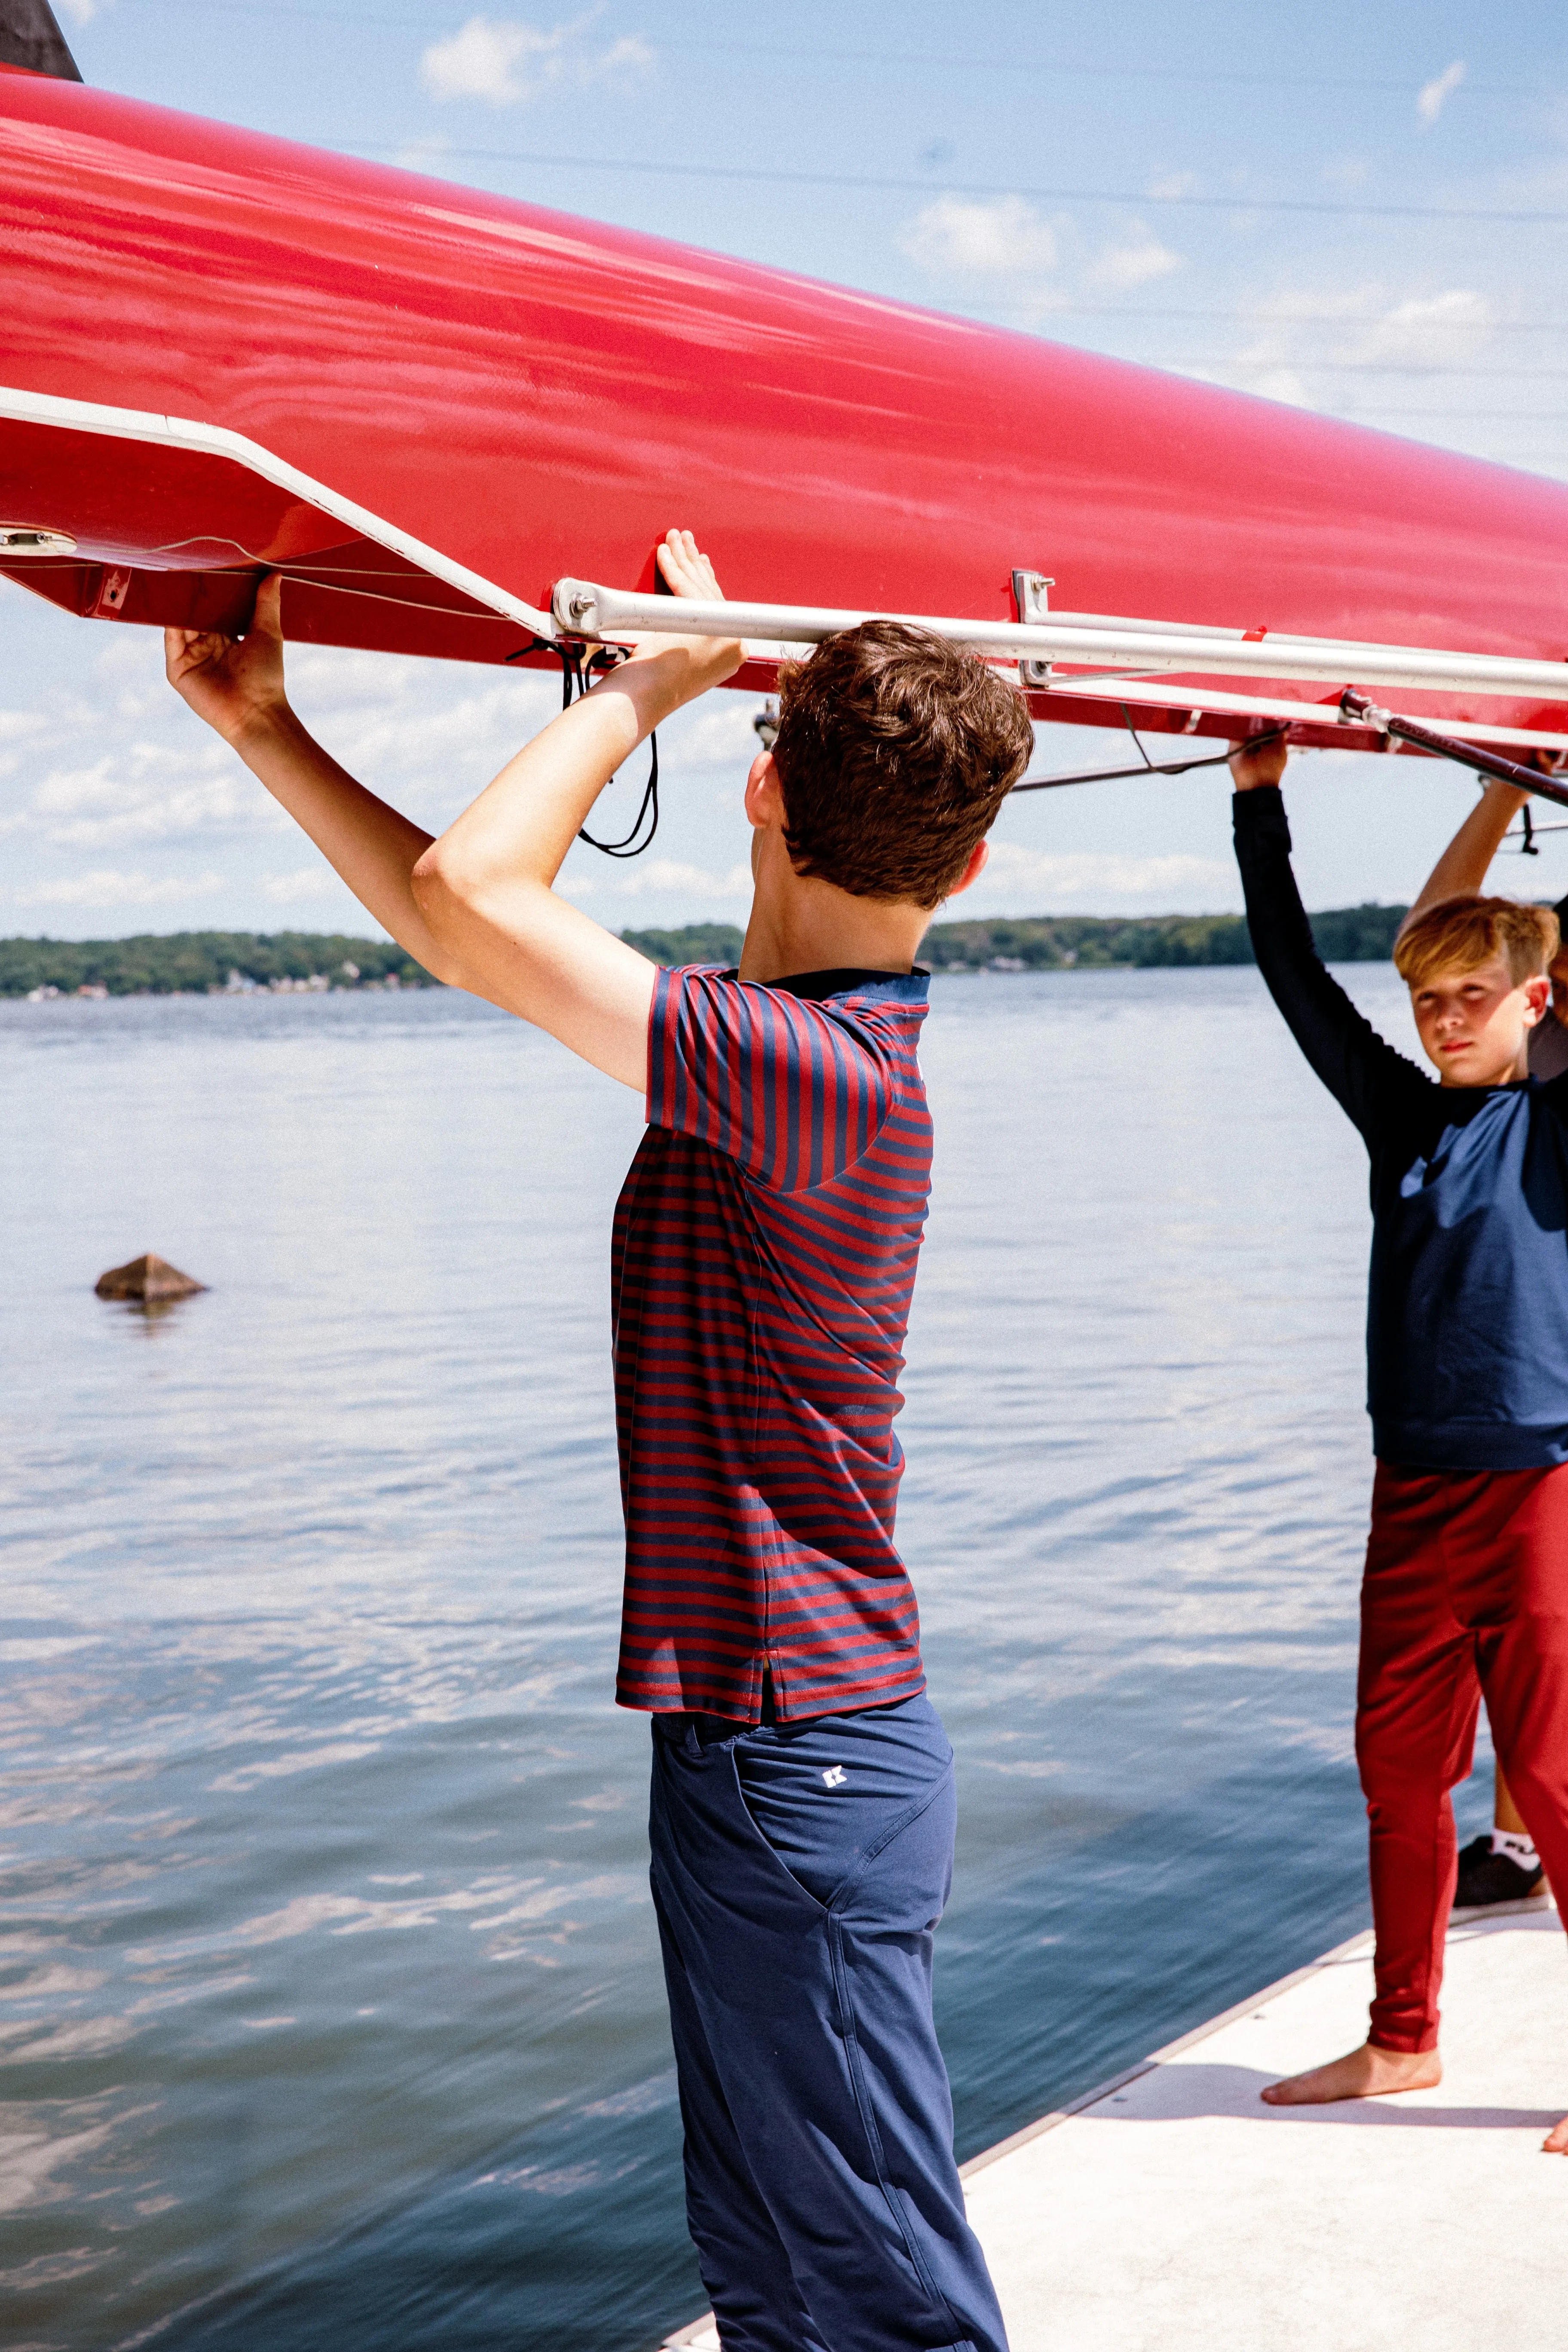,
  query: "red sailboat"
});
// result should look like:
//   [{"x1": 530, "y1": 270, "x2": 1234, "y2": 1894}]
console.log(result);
[{"x1": 3, "y1": 12, "x2": 1567, "y2": 793}]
